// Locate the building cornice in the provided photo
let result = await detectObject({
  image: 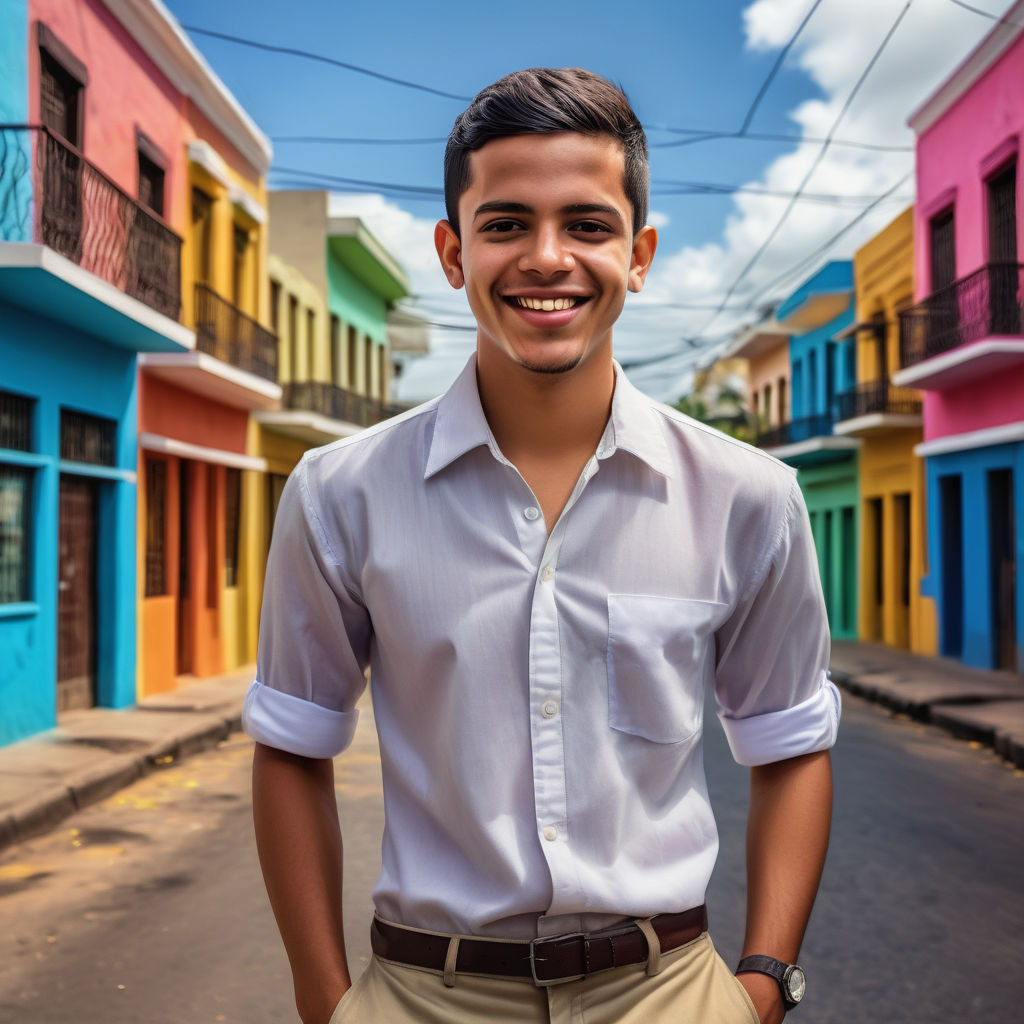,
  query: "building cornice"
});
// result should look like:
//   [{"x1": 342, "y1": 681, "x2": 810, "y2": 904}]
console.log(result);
[
  {"x1": 102, "y1": 0, "x2": 272, "y2": 175},
  {"x1": 915, "y1": 420, "x2": 1024, "y2": 458},
  {"x1": 908, "y1": 0, "x2": 1024, "y2": 135}
]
